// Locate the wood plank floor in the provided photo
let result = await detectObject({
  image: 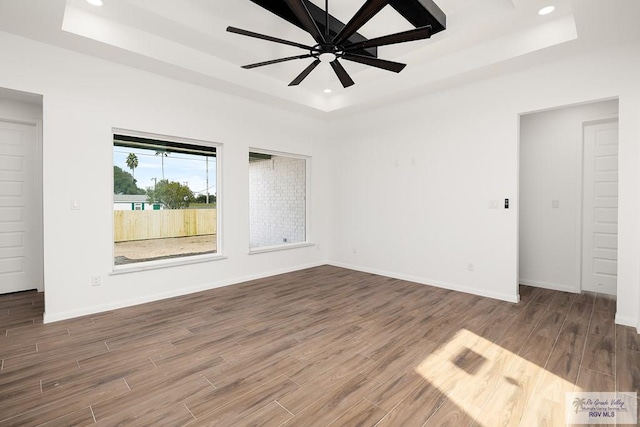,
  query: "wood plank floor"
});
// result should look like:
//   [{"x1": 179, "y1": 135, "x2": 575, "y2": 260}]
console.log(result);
[{"x1": 1, "y1": 265, "x2": 637, "y2": 426}]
